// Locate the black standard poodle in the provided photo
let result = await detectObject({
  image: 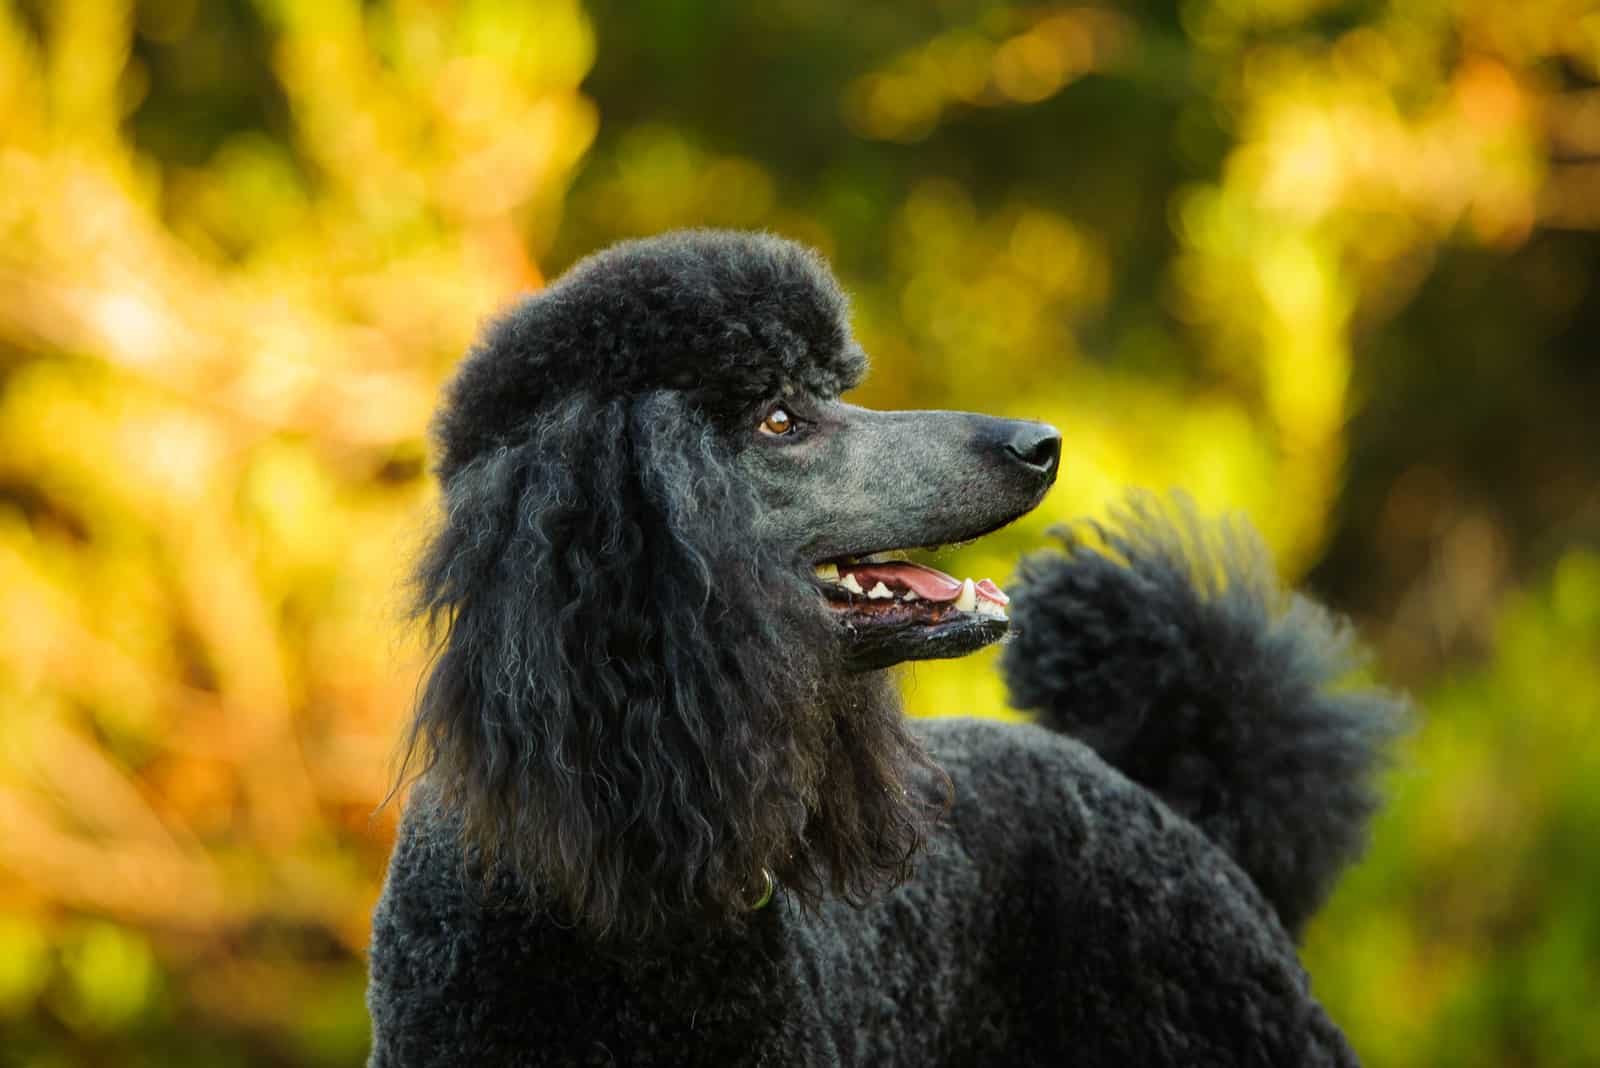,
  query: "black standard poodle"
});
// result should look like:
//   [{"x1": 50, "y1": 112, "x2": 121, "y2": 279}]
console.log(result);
[{"x1": 366, "y1": 229, "x2": 1404, "y2": 1066}]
